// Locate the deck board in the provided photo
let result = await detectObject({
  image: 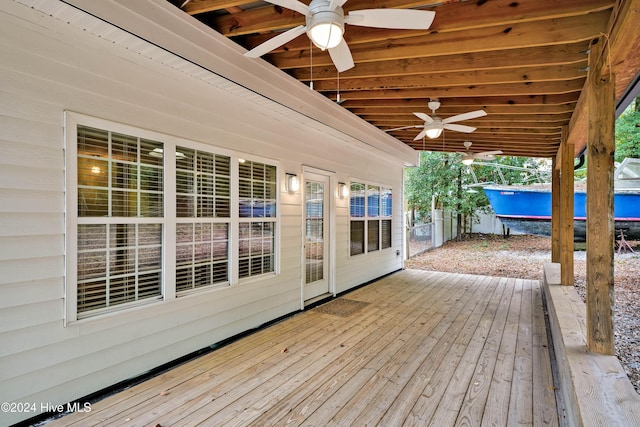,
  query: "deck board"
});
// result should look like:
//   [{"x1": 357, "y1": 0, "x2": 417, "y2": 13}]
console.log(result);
[{"x1": 48, "y1": 270, "x2": 558, "y2": 427}]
